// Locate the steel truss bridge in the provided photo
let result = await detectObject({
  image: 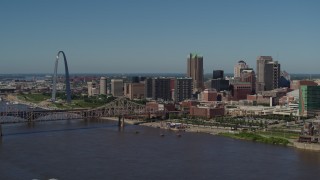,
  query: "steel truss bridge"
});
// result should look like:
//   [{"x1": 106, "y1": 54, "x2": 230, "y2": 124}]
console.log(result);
[{"x1": 0, "y1": 97, "x2": 167, "y2": 125}]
